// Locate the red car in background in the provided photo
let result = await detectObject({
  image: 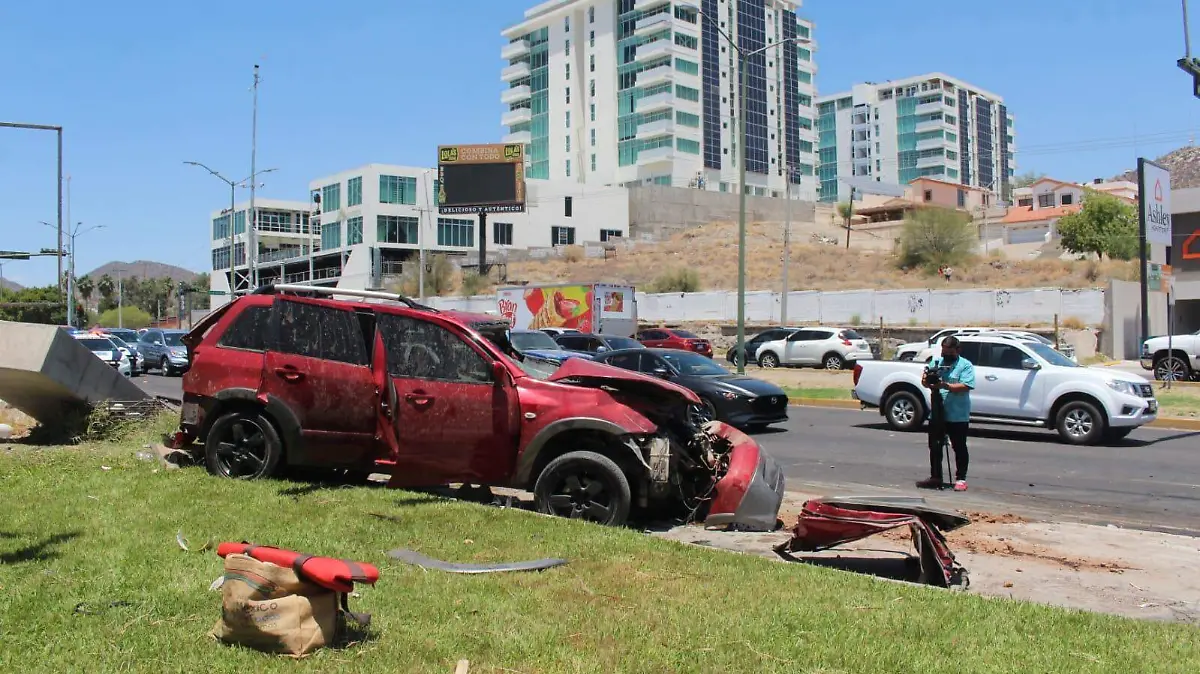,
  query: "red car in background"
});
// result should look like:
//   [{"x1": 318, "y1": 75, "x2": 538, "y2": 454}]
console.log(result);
[{"x1": 637, "y1": 328, "x2": 714, "y2": 358}]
